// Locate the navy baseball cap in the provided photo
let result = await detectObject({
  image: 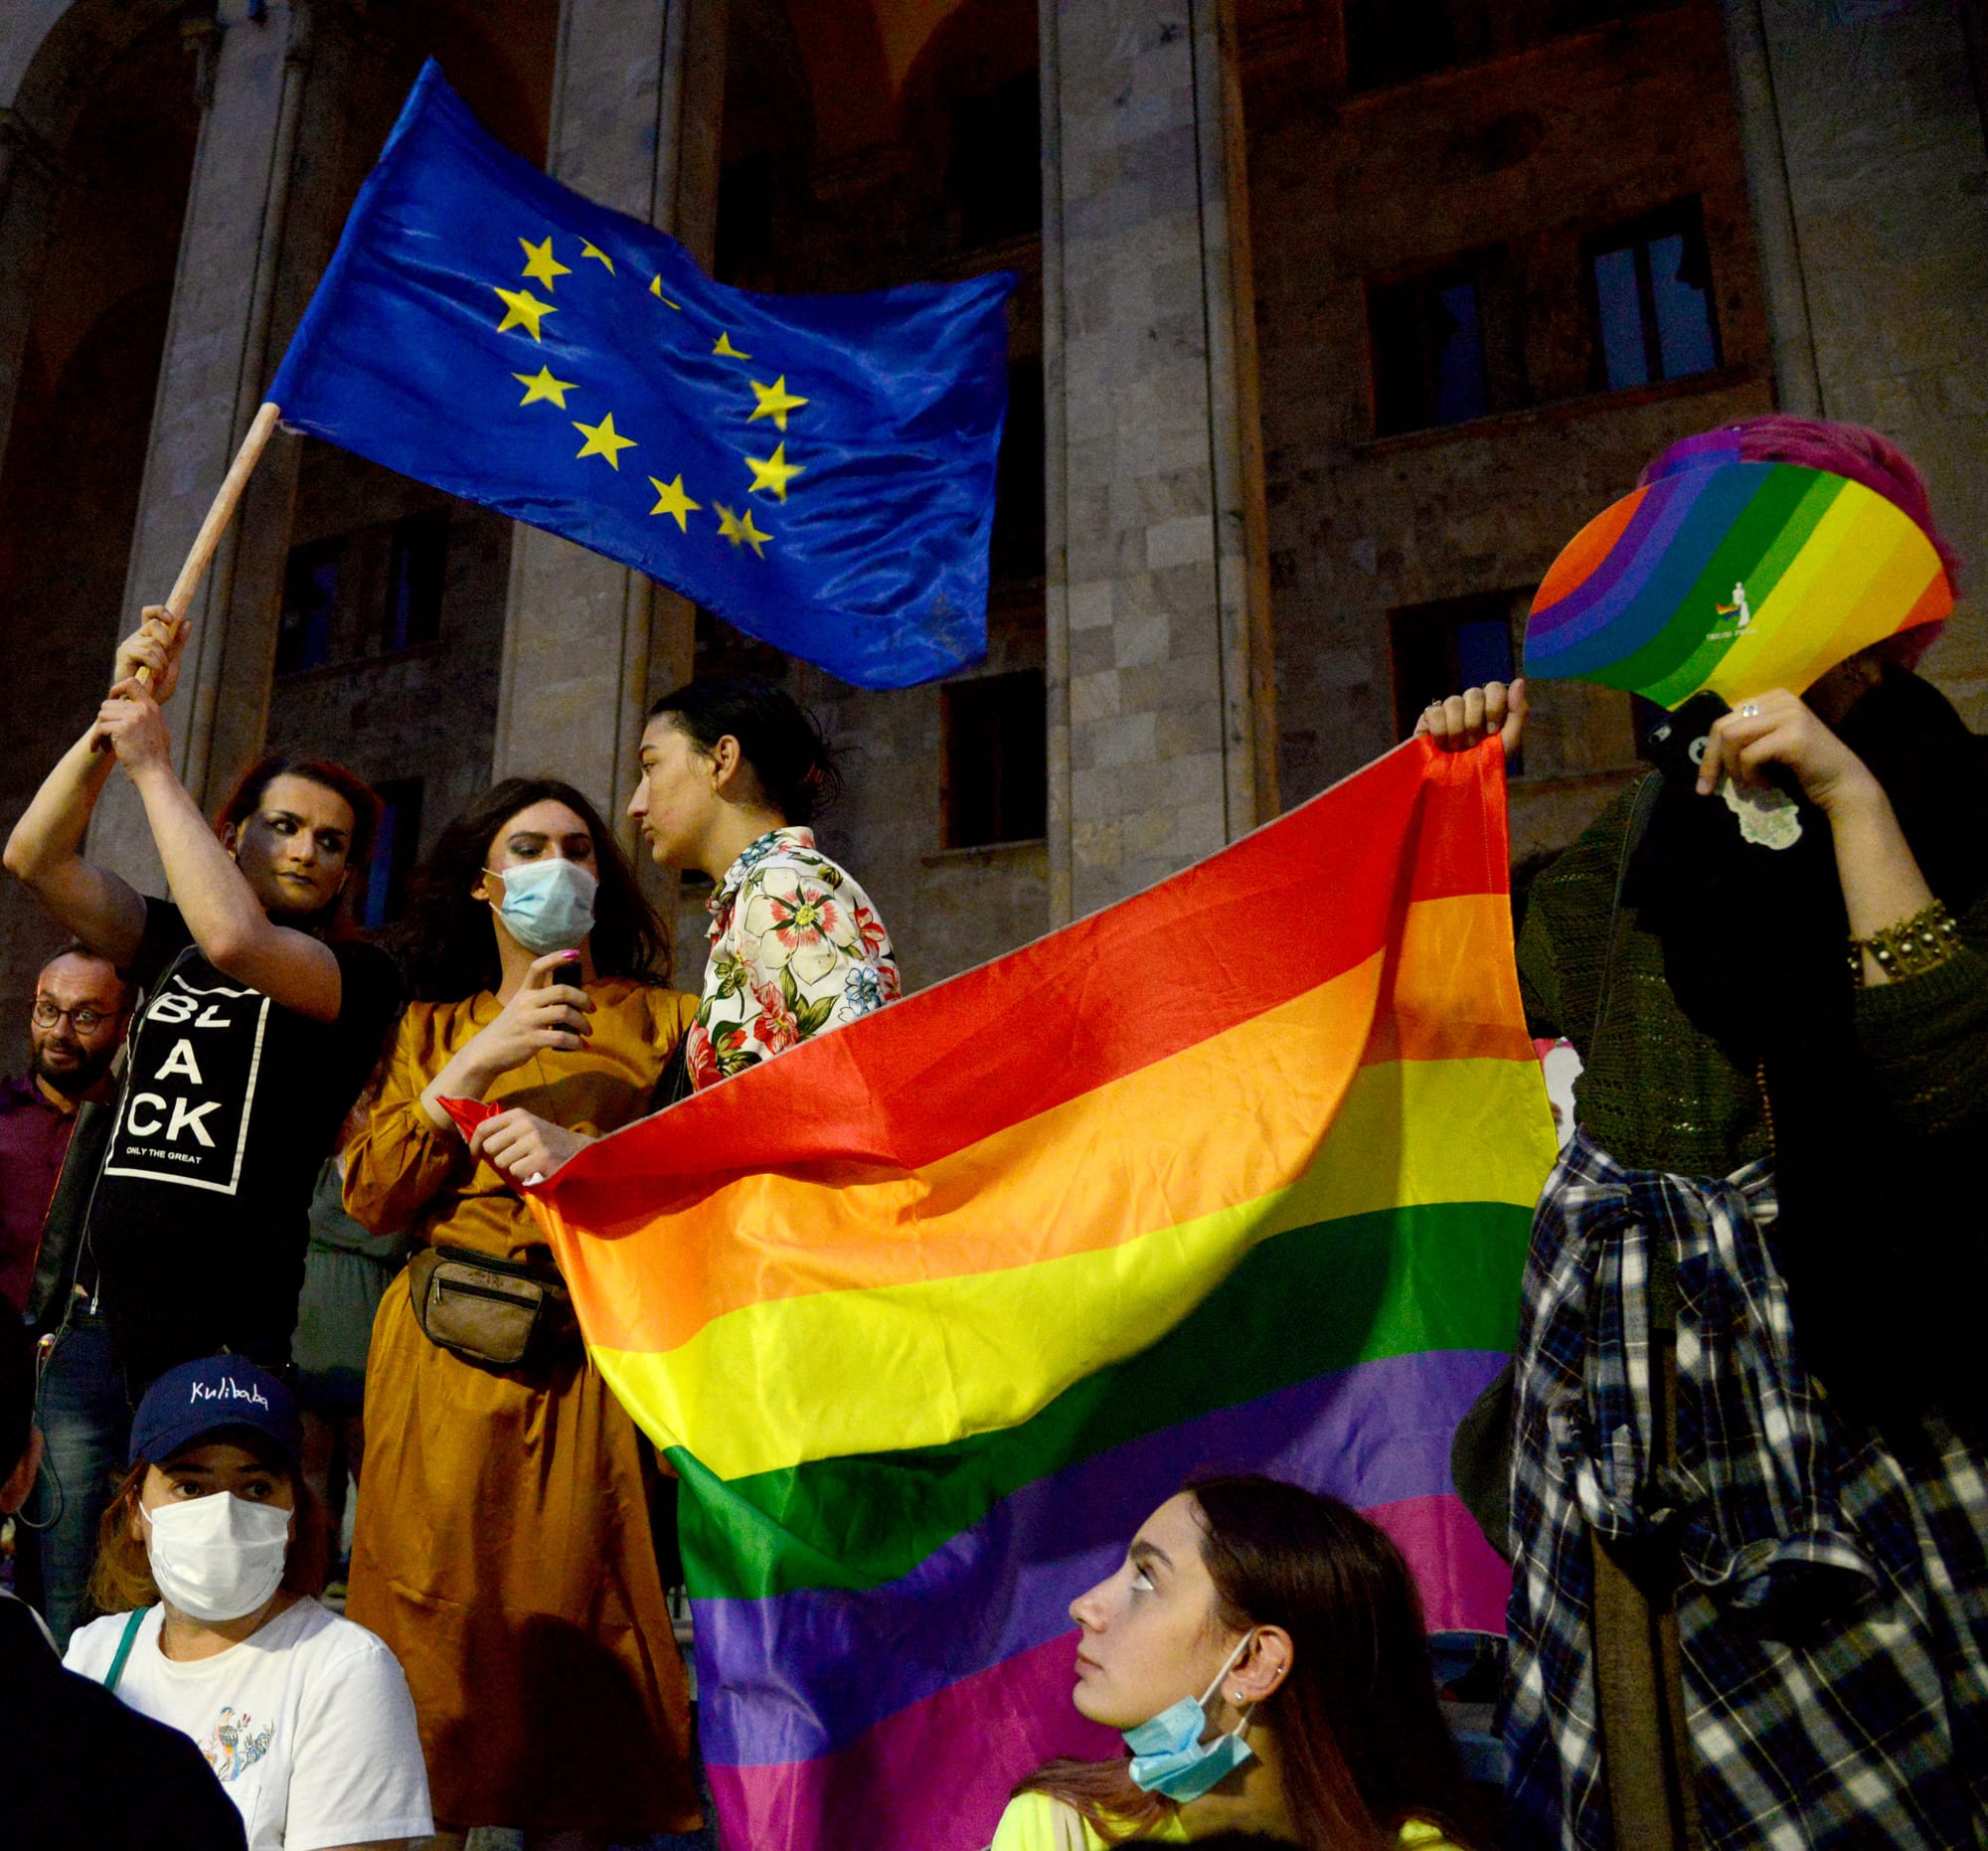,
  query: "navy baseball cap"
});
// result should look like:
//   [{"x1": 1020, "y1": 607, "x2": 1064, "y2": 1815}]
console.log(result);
[{"x1": 128, "y1": 1355, "x2": 301, "y2": 1468}]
